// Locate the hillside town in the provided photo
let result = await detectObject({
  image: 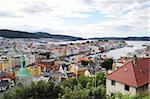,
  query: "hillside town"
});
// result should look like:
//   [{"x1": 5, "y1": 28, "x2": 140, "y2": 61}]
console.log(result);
[
  {"x1": 0, "y1": 37, "x2": 149, "y2": 98},
  {"x1": 0, "y1": 0, "x2": 149, "y2": 98}
]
